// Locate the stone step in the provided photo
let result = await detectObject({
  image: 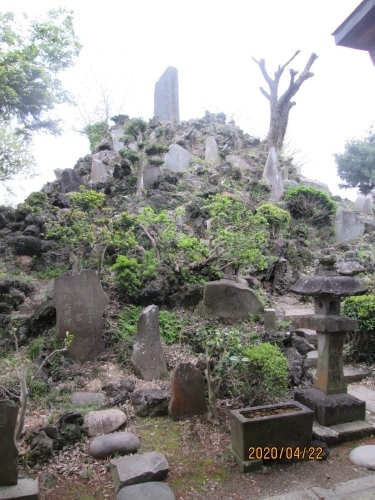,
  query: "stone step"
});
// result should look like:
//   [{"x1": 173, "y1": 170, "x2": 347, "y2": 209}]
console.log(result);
[
  {"x1": 313, "y1": 420, "x2": 373, "y2": 444},
  {"x1": 284, "y1": 309, "x2": 314, "y2": 328},
  {"x1": 295, "y1": 328, "x2": 317, "y2": 347},
  {"x1": 309, "y1": 365, "x2": 369, "y2": 382},
  {"x1": 306, "y1": 350, "x2": 318, "y2": 368},
  {"x1": 348, "y1": 385, "x2": 375, "y2": 413}
]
